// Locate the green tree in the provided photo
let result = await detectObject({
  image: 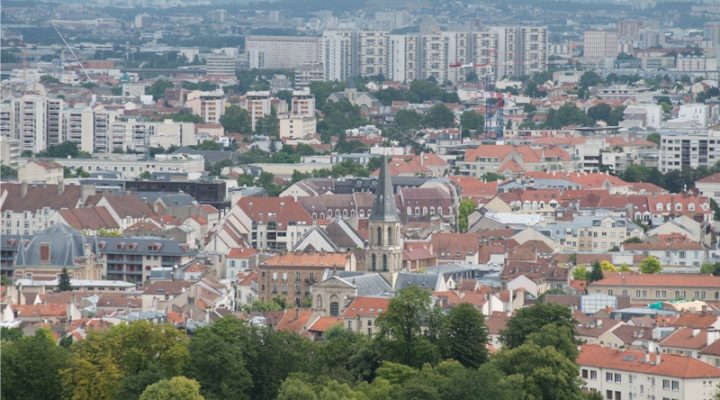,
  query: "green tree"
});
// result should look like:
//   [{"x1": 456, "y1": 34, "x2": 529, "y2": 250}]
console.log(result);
[
  {"x1": 40, "y1": 75, "x2": 61, "y2": 85},
  {"x1": 277, "y1": 375, "x2": 318, "y2": 400},
  {"x1": 440, "y1": 303, "x2": 489, "y2": 368},
  {"x1": 572, "y1": 265, "x2": 588, "y2": 281},
  {"x1": 376, "y1": 286, "x2": 440, "y2": 368},
  {"x1": 481, "y1": 172, "x2": 504, "y2": 182},
  {"x1": 500, "y1": 303, "x2": 575, "y2": 349},
  {"x1": 65, "y1": 322, "x2": 189, "y2": 400},
  {"x1": 700, "y1": 262, "x2": 720, "y2": 276},
  {"x1": 146, "y1": 79, "x2": 174, "y2": 101},
  {"x1": 647, "y1": 132, "x2": 660, "y2": 145},
  {"x1": 0, "y1": 327, "x2": 23, "y2": 342},
  {"x1": 526, "y1": 323, "x2": 579, "y2": 360},
  {"x1": 579, "y1": 71, "x2": 602, "y2": 89},
  {"x1": 255, "y1": 108, "x2": 280, "y2": 137},
  {"x1": 58, "y1": 268, "x2": 72, "y2": 291},
  {"x1": 639, "y1": 256, "x2": 662, "y2": 274},
  {"x1": 587, "y1": 103, "x2": 611, "y2": 124},
  {"x1": 317, "y1": 99, "x2": 368, "y2": 143},
  {"x1": 423, "y1": 104, "x2": 455, "y2": 128},
  {"x1": 460, "y1": 110, "x2": 484, "y2": 137},
  {"x1": 140, "y1": 376, "x2": 204, "y2": 400},
  {"x1": 37, "y1": 141, "x2": 91, "y2": 158},
  {"x1": 139, "y1": 171, "x2": 152, "y2": 179},
  {"x1": 458, "y1": 198, "x2": 476, "y2": 232},
  {"x1": 185, "y1": 319, "x2": 253, "y2": 400},
  {"x1": 2, "y1": 329, "x2": 69, "y2": 400},
  {"x1": 0, "y1": 164, "x2": 17, "y2": 180},
  {"x1": 492, "y1": 342, "x2": 583, "y2": 400},
  {"x1": 588, "y1": 261, "x2": 604, "y2": 282},
  {"x1": 220, "y1": 105, "x2": 252, "y2": 134},
  {"x1": 395, "y1": 109, "x2": 423, "y2": 132}
]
